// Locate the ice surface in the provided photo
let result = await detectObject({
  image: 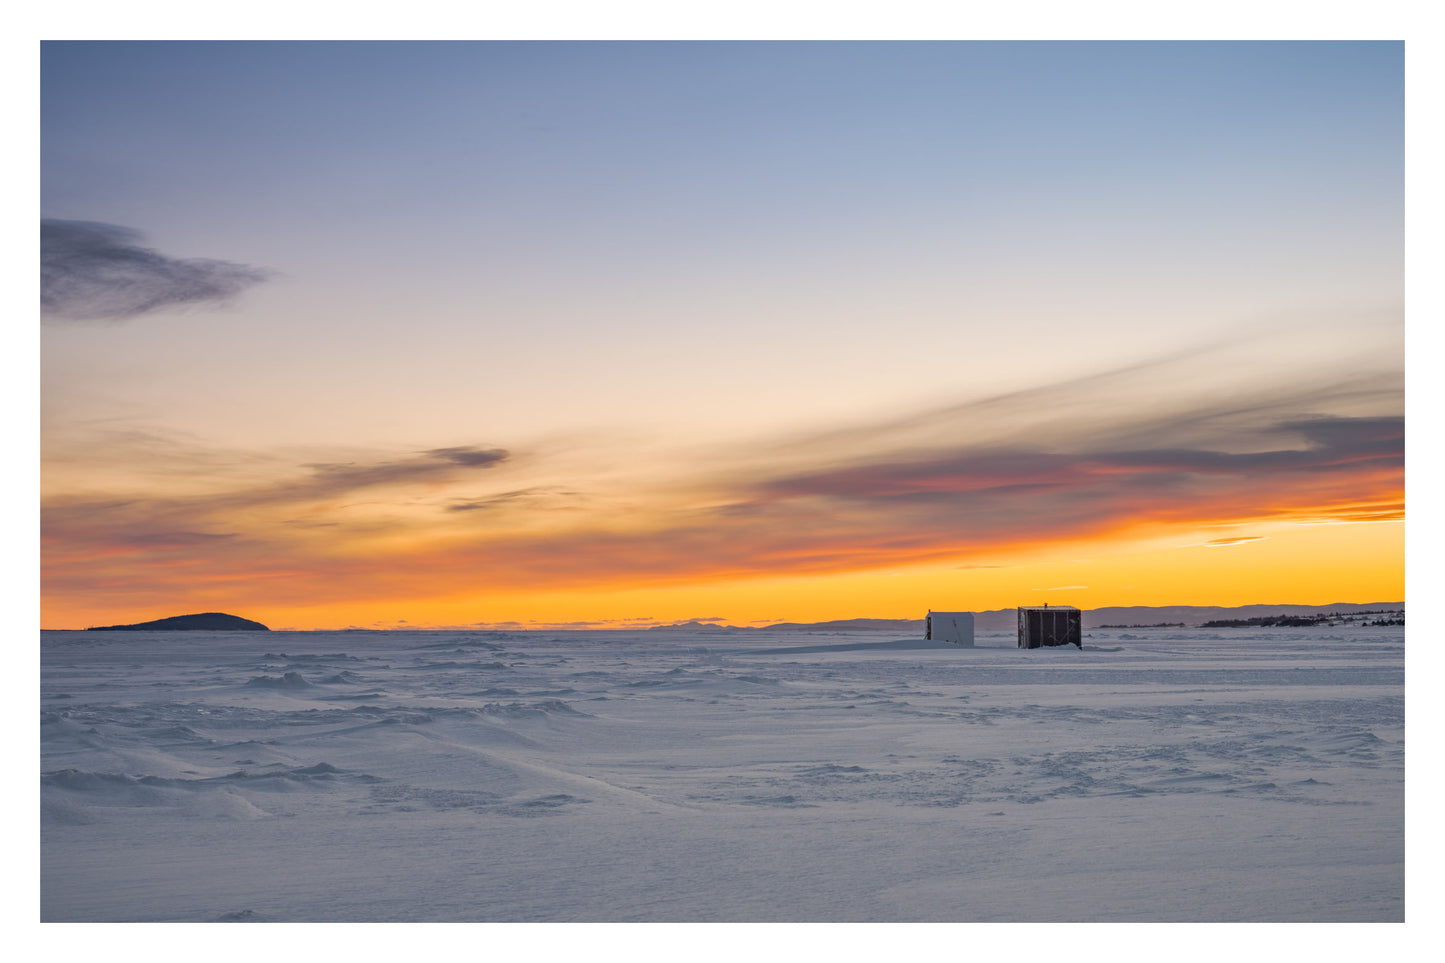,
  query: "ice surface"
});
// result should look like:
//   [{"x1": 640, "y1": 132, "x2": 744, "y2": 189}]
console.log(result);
[{"x1": 40, "y1": 626, "x2": 1404, "y2": 921}]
